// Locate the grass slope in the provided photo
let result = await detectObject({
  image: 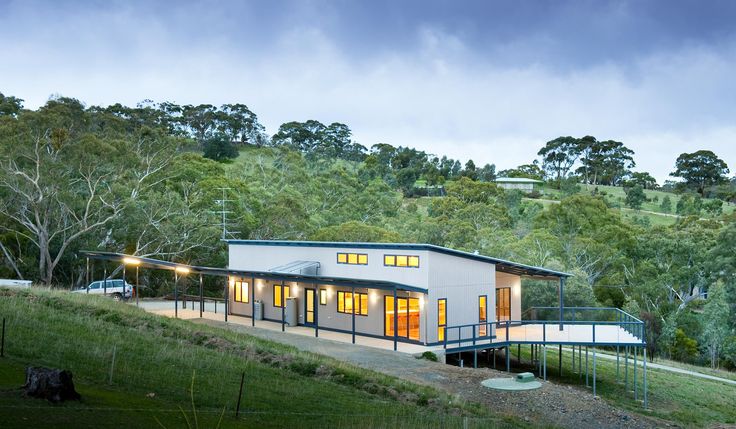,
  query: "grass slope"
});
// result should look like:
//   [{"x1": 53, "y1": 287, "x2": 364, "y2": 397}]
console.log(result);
[
  {"x1": 503, "y1": 346, "x2": 736, "y2": 427},
  {"x1": 0, "y1": 288, "x2": 520, "y2": 429}
]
